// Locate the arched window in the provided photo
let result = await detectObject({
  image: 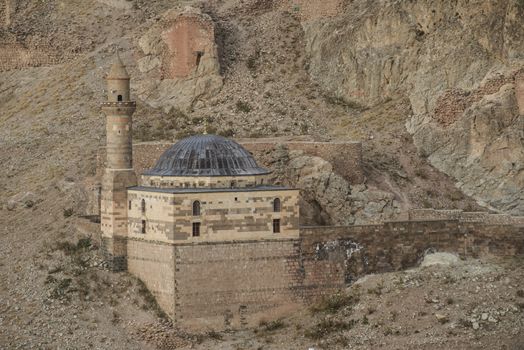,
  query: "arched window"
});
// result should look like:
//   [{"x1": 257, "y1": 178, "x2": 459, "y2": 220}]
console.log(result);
[
  {"x1": 273, "y1": 198, "x2": 281, "y2": 212},
  {"x1": 192, "y1": 201, "x2": 201, "y2": 216},
  {"x1": 141, "y1": 199, "x2": 146, "y2": 214},
  {"x1": 117, "y1": 95, "x2": 123, "y2": 101}
]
